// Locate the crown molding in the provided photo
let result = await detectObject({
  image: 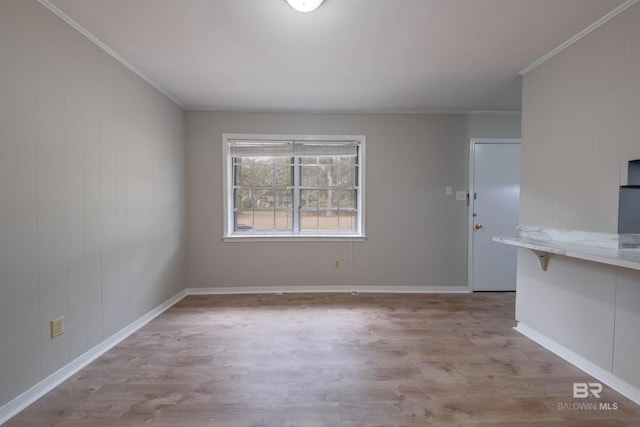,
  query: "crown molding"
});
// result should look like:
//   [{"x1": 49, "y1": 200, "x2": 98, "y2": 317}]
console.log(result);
[
  {"x1": 37, "y1": 0, "x2": 185, "y2": 109},
  {"x1": 36, "y1": 0, "x2": 525, "y2": 115},
  {"x1": 519, "y1": 0, "x2": 639, "y2": 76},
  {"x1": 185, "y1": 106, "x2": 522, "y2": 115}
]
